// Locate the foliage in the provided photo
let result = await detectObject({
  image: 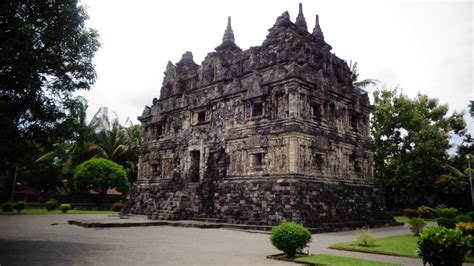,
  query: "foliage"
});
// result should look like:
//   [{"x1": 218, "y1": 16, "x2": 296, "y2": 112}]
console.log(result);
[
  {"x1": 73, "y1": 158, "x2": 129, "y2": 206},
  {"x1": 12, "y1": 201, "x2": 25, "y2": 213},
  {"x1": 330, "y1": 234, "x2": 419, "y2": 258},
  {"x1": 293, "y1": 254, "x2": 400, "y2": 266},
  {"x1": 349, "y1": 61, "x2": 379, "y2": 90},
  {"x1": 270, "y1": 221, "x2": 312, "y2": 257},
  {"x1": 417, "y1": 206, "x2": 434, "y2": 218},
  {"x1": 0, "y1": 0, "x2": 100, "y2": 179},
  {"x1": 456, "y1": 222, "x2": 474, "y2": 237},
  {"x1": 417, "y1": 226, "x2": 471, "y2": 266},
  {"x1": 44, "y1": 199, "x2": 58, "y2": 211},
  {"x1": 434, "y1": 204, "x2": 459, "y2": 218},
  {"x1": 456, "y1": 214, "x2": 471, "y2": 223},
  {"x1": 86, "y1": 108, "x2": 141, "y2": 183},
  {"x1": 438, "y1": 217, "x2": 458, "y2": 229},
  {"x1": 403, "y1": 208, "x2": 421, "y2": 218},
  {"x1": 467, "y1": 211, "x2": 474, "y2": 221},
  {"x1": 408, "y1": 218, "x2": 426, "y2": 236},
  {"x1": 372, "y1": 88, "x2": 466, "y2": 209},
  {"x1": 354, "y1": 228, "x2": 375, "y2": 247},
  {"x1": 112, "y1": 202, "x2": 124, "y2": 212},
  {"x1": 59, "y1": 204, "x2": 71, "y2": 213},
  {"x1": 2, "y1": 202, "x2": 13, "y2": 212}
]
